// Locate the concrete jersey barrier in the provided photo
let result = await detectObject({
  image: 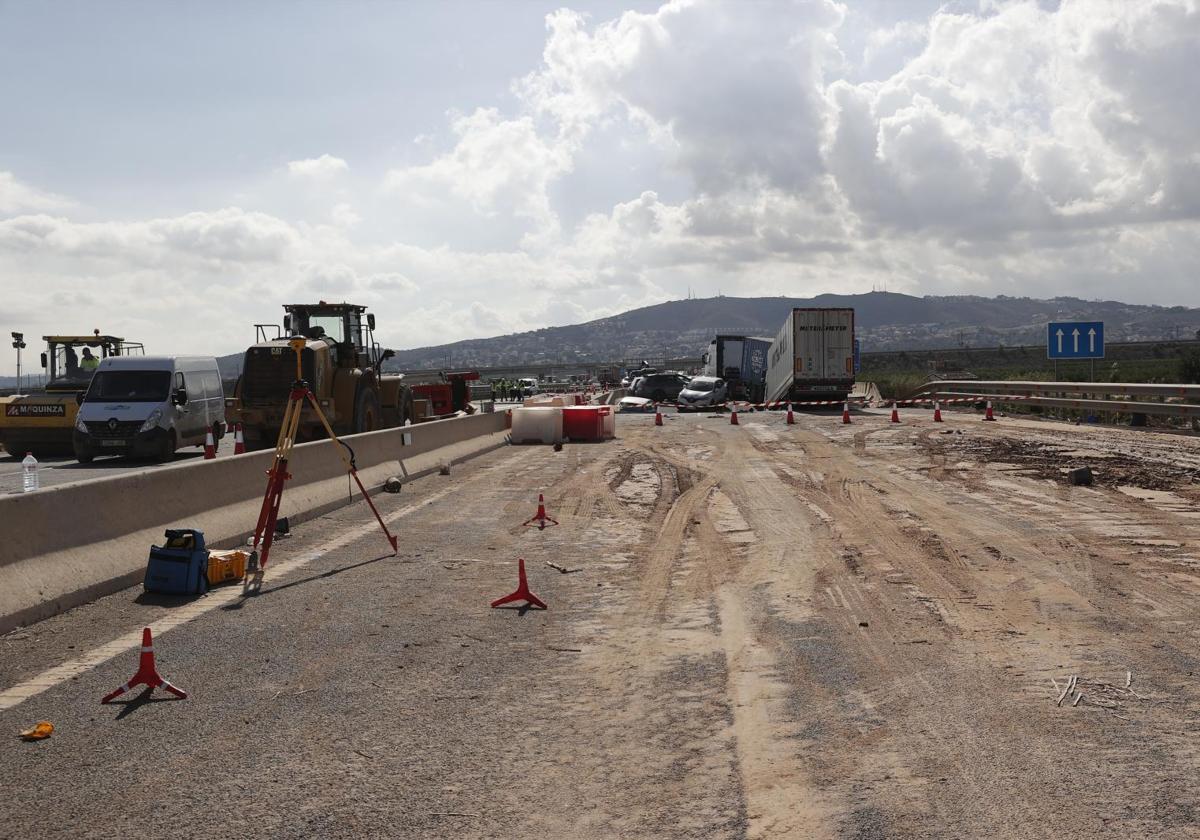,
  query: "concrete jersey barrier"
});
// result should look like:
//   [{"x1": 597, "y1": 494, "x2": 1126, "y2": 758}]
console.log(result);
[{"x1": 0, "y1": 412, "x2": 509, "y2": 633}]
